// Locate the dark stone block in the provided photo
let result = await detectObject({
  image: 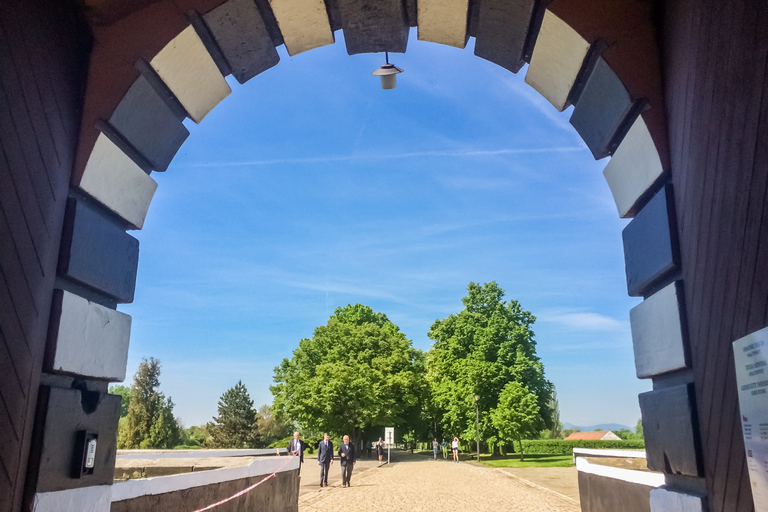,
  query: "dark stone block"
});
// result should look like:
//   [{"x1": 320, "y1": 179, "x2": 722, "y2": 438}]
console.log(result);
[
  {"x1": 33, "y1": 386, "x2": 121, "y2": 492},
  {"x1": 474, "y1": 0, "x2": 536, "y2": 73},
  {"x1": 622, "y1": 185, "x2": 680, "y2": 297},
  {"x1": 58, "y1": 199, "x2": 139, "y2": 304},
  {"x1": 570, "y1": 57, "x2": 638, "y2": 159},
  {"x1": 639, "y1": 384, "x2": 702, "y2": 477},
  {"x1": 336, "y1": 0, "x2": 409, "y2": 55},
  {"x1": 203, "y1": 0, "x2": 280, "y2": 84},
  {"x1": 108, "y1": 75, "x2": 189, "y2": 172},
  {"x1": 578, "y1": 471, "x2": 653, "y2": 512}
]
